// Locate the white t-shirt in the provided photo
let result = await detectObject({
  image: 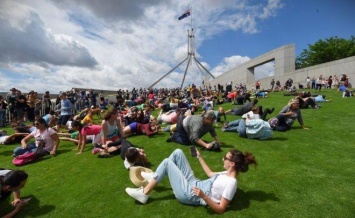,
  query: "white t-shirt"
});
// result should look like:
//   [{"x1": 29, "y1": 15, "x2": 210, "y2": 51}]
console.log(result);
[
  {"x1": 242, "y1": 111, "x2": 260, "y2": 120},
  {"x1": 0, "y1": 136, "x2": 9, "y2": 145},
  {"x1": 30, "y1": 128, "x2": 57, "y2": 152},
  {"x1": 210, "y1": 172, "x2": 237, "y2": 203}
]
